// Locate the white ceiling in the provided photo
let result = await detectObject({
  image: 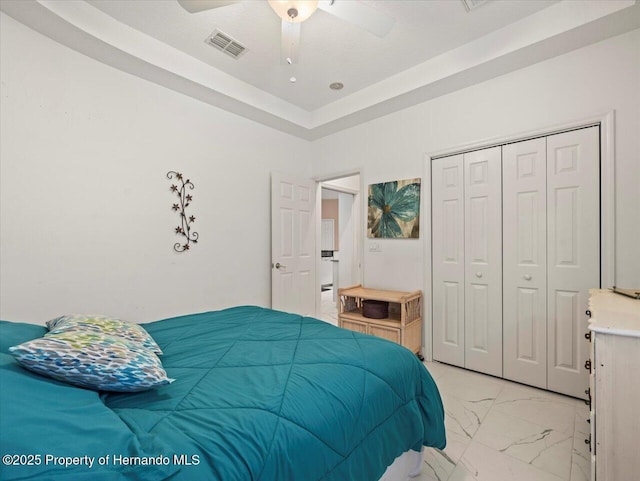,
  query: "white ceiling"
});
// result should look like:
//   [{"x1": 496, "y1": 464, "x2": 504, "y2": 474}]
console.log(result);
[
  {"x1": 86, "y1": 0, "x2": 557, "y2": 111},
  {"x1": 2, "y1": 0, "x2": 639, "y2": 139}
]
